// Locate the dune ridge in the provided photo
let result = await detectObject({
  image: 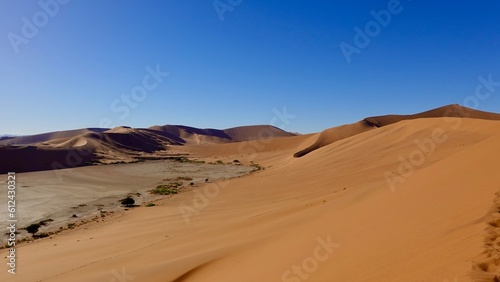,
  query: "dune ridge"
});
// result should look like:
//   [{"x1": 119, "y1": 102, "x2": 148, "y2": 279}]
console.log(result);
[
  {"x1": 0, "y1": 125, "x2": 296, "y2": 173},
  {"x1": 293, "y1": 104, "x2": 500, "y2": 158}
]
